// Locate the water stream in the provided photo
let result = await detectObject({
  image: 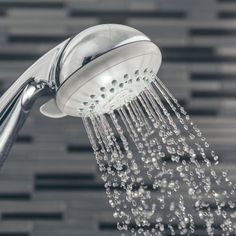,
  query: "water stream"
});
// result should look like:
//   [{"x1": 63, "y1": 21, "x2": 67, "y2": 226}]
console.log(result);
[{"x1": 82, "y1": 73, "x2": 236, "y2": 236}]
